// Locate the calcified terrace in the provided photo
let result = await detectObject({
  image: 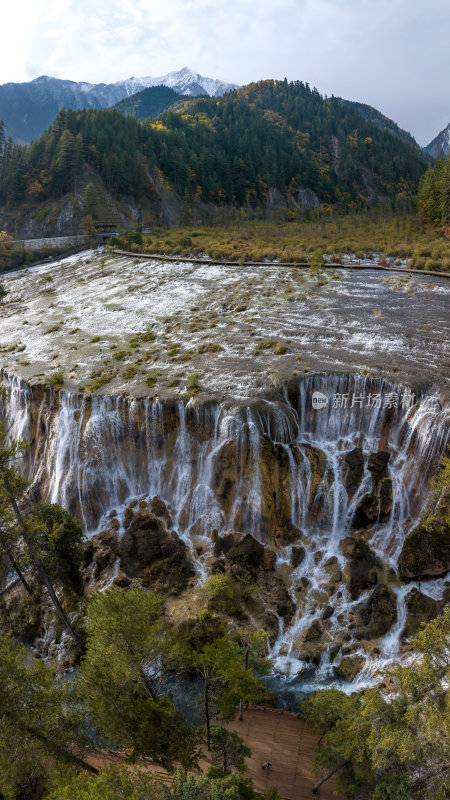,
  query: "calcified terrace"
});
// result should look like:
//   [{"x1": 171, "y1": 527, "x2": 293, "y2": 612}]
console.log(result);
[{"x1": 1, "y1": 250, "x2": 449, "y2": 398}]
